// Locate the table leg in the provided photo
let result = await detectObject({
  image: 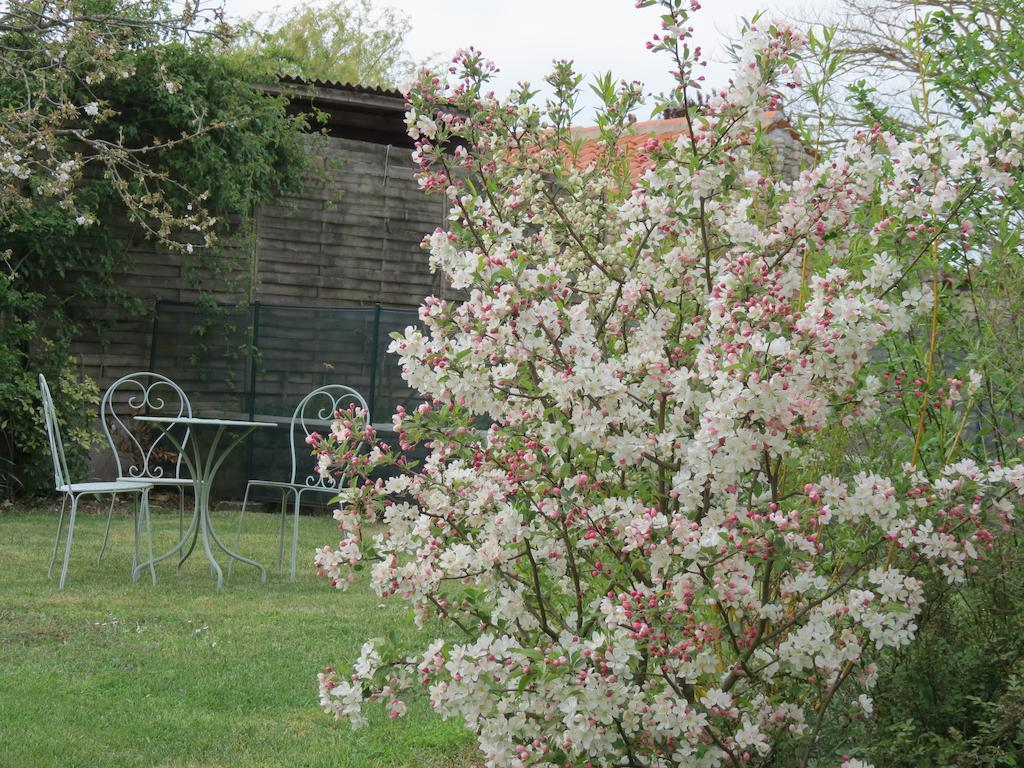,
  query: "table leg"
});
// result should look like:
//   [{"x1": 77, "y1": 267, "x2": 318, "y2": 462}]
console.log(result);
[
  {"x1": 132, "y1": 421, "x2": 269, "y2": 586},
  {"x1": 131, "y1": 425, "x2": 205, "y2": 581},
  {"x1": 199, "y1": 427, "x2": 268, "y2": 582},
  {"x1": 135, "y1": 505, "x2": 199, "y2": 577},
  {"x1": 206, "y1": 511, "x2": 268, "y2": 582},
  {"x1": 178, "y1": 516, "x2": 201, "y2": 564},
  {"x1": 197, "y1": 473, "x2": 225, "y2": 588}
]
